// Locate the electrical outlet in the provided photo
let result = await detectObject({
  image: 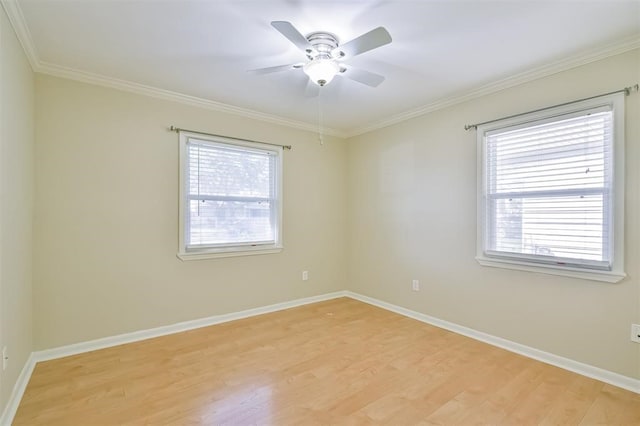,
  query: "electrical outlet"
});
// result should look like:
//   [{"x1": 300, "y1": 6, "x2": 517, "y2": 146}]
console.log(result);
[
  {"x1": 2, "y1": 346, "x2": 7, "y2": 371},
  {"x1": 302, "y1": 271, "x2": 309, "y2": 281},
  {"x1": 412, "y1": 279, "x2": 420, "y2": 291},
  {"x1": 631, "y1": 324, "x2": 640, "y2": 343}
]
